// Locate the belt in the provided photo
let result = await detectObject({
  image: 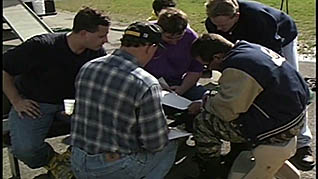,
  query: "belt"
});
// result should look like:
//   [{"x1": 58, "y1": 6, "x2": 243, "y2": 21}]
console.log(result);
[
  {"x1": 104, "y1": 152, "x2": 121, "y2": 162},
  {"x1": 82, "y1": 147, "x2": 124, "y2": 162}
]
